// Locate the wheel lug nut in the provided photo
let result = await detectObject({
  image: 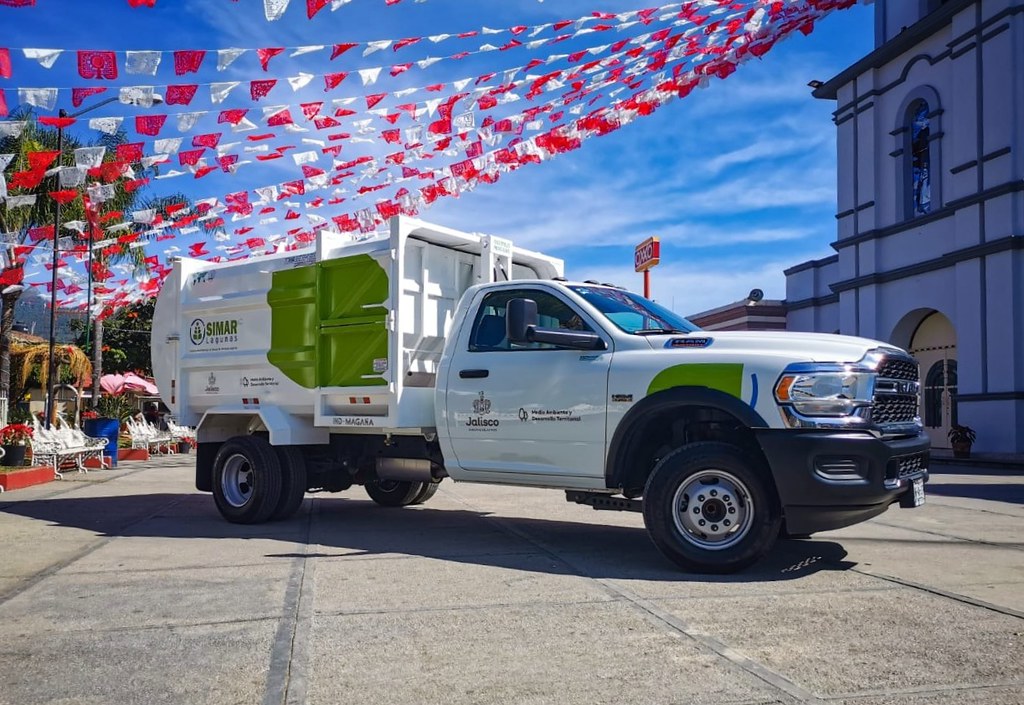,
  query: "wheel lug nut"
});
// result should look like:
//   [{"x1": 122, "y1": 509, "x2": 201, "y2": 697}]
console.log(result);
[
  {"x1": 710, "y1": 490, "x2": 718, "y2": 497},
  {"x1": 699, "y1": 519, "x2": 706, "y2": 527},
  {"x1": 692, "y1": 508, "x2": 700, "y2": 514},
  {"x1": 724, "y1": 519, "x2": 731, "y2": 527},
  {"x1": 698, "y1": 495, "x2": 705, "y2": 502},
  {"x1": 723, "y1": 495, "x2": 730, "y2": 502},
  {"x1": 728, "y1": 507, "x2": 736, "y2": 514},
  {"x1": 711, "y1": 524, "x2": 719, "y2": 531}
]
